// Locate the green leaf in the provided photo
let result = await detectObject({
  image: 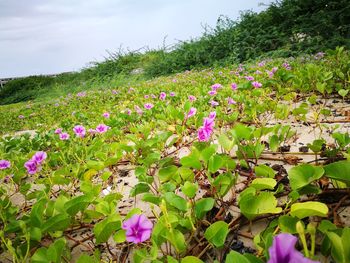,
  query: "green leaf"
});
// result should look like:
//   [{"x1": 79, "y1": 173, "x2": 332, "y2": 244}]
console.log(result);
[
  {"x1": 338, "y1": 89, "x2": 349, "y2": 98},
  {"x1": 64, "y1": 194, "x2": 94, "y2": 216},
  {"x1": 180, "y1": 154, "x2": 201, "y2": 170},
  {"x1": 290, "y1": 201, "x2": 328, "y2": 219},
  {"x1": 164, "y1": 192, "x2": 188, "y2": 211},
  {"x1": 204, "y1": 221, "x2": 229, "y2": 247},
  {"x1": 327, "y1": 232, "x2": 345, "y2": 263},
  {"x1": 251, "y1": 178, "x2": 277, "y2": 190},
  {"x1": 225, "y1": 250, "x2": 250, "y2": 263},
  {"x1": 288, "y1": 164, "x2": 324, "y2": 191},
  {"x1": 208, "y1": 155, "x2": 223, "y2": 173},
  {"x1": 47, "y1": 238, "x2": 66, "y2": 263},
  {"x1": 113, "y1": 229, "x2": 126, "y2": 243},
  {"x1": 167, "y1": 229, "x2": 186, "y2": 252},
  {"x1": 93, "y1": 214, "x2": 121, "y2": 244},
  {"x1": 42, "y1": 213, "x2": 71, "y2": 233},
  {"x1": 32, "y1": 247, "x2": 48, "y2": 263},
  {"x1": 324, "y1": 161, "x2": 350, "y2": 184},
  {"x1": 213, "y1": 173, "x2": 235, "y2": 197},
  {"x1": 76, "y1": 254, "x2": 97, "y2": 263},
  {"x1": 255, "y1": 164, "x2": 275, "y2": 178},
  {"x1": 181, "y1": 181, "x2": 198, "y2": 198},
  {"x1": 218, "y1": 134, "x2": 234, "y2": 151},
  {"x1": 158, "y1": 165, "x2": 178, "y2": 183},
  {"x1": 181, "y1": 256, "x2": 204, "y2": 263},
  {"x1": 130, "y1": 183, "x2": 150, "y2": 197},
  {"x1": 239, "y1": 192, "x2": 282, "y2": 220},
  {"x1": 278, "y1": 215, "x2": 301, "y2": 234},
  {"x1": 342, "y1": 228, "x2": 350, "y2": 261},
  {"x1": 195, "y1": 198, "x2": 215, "y2": 219}
]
